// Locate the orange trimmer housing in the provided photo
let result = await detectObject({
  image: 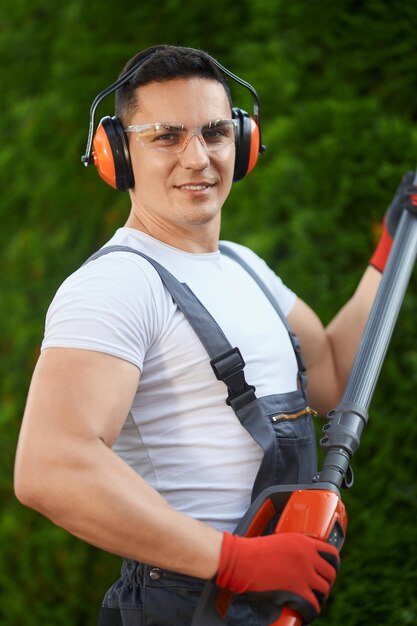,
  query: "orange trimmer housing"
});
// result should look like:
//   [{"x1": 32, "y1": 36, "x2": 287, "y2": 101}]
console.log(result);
[{"x1": 192, "y1": 482, "x2": 347, "y2": 626}]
